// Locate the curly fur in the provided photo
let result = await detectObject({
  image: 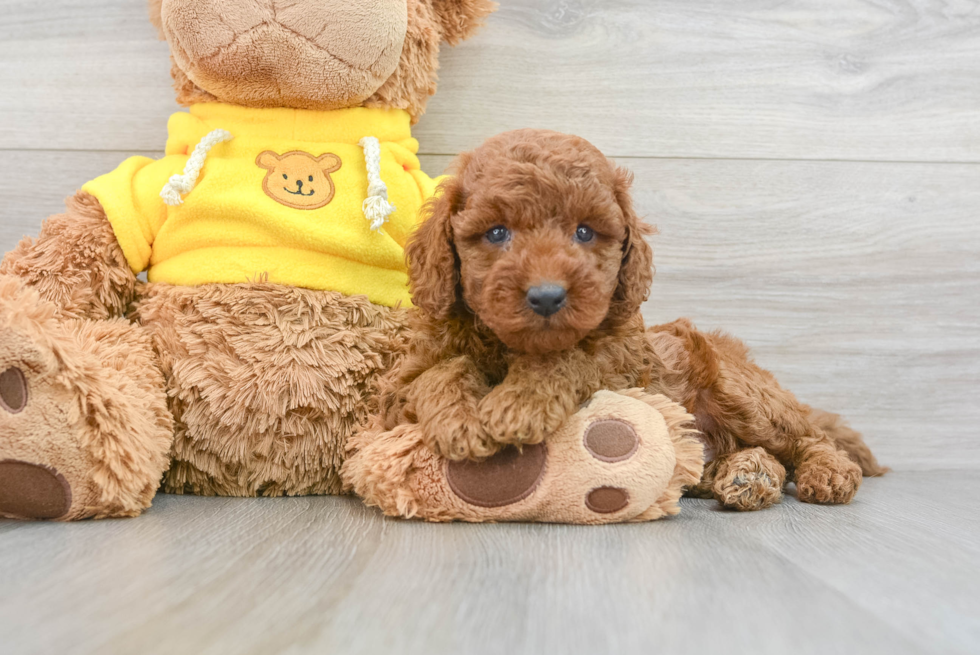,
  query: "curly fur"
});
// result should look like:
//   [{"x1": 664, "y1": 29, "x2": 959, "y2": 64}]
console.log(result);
[
  {"x1": 688, "y1": 447, "x2": 787, "y2": 511},
  {"x1": 381, "y1": 129, "x2": 883, "y2": 508}
]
